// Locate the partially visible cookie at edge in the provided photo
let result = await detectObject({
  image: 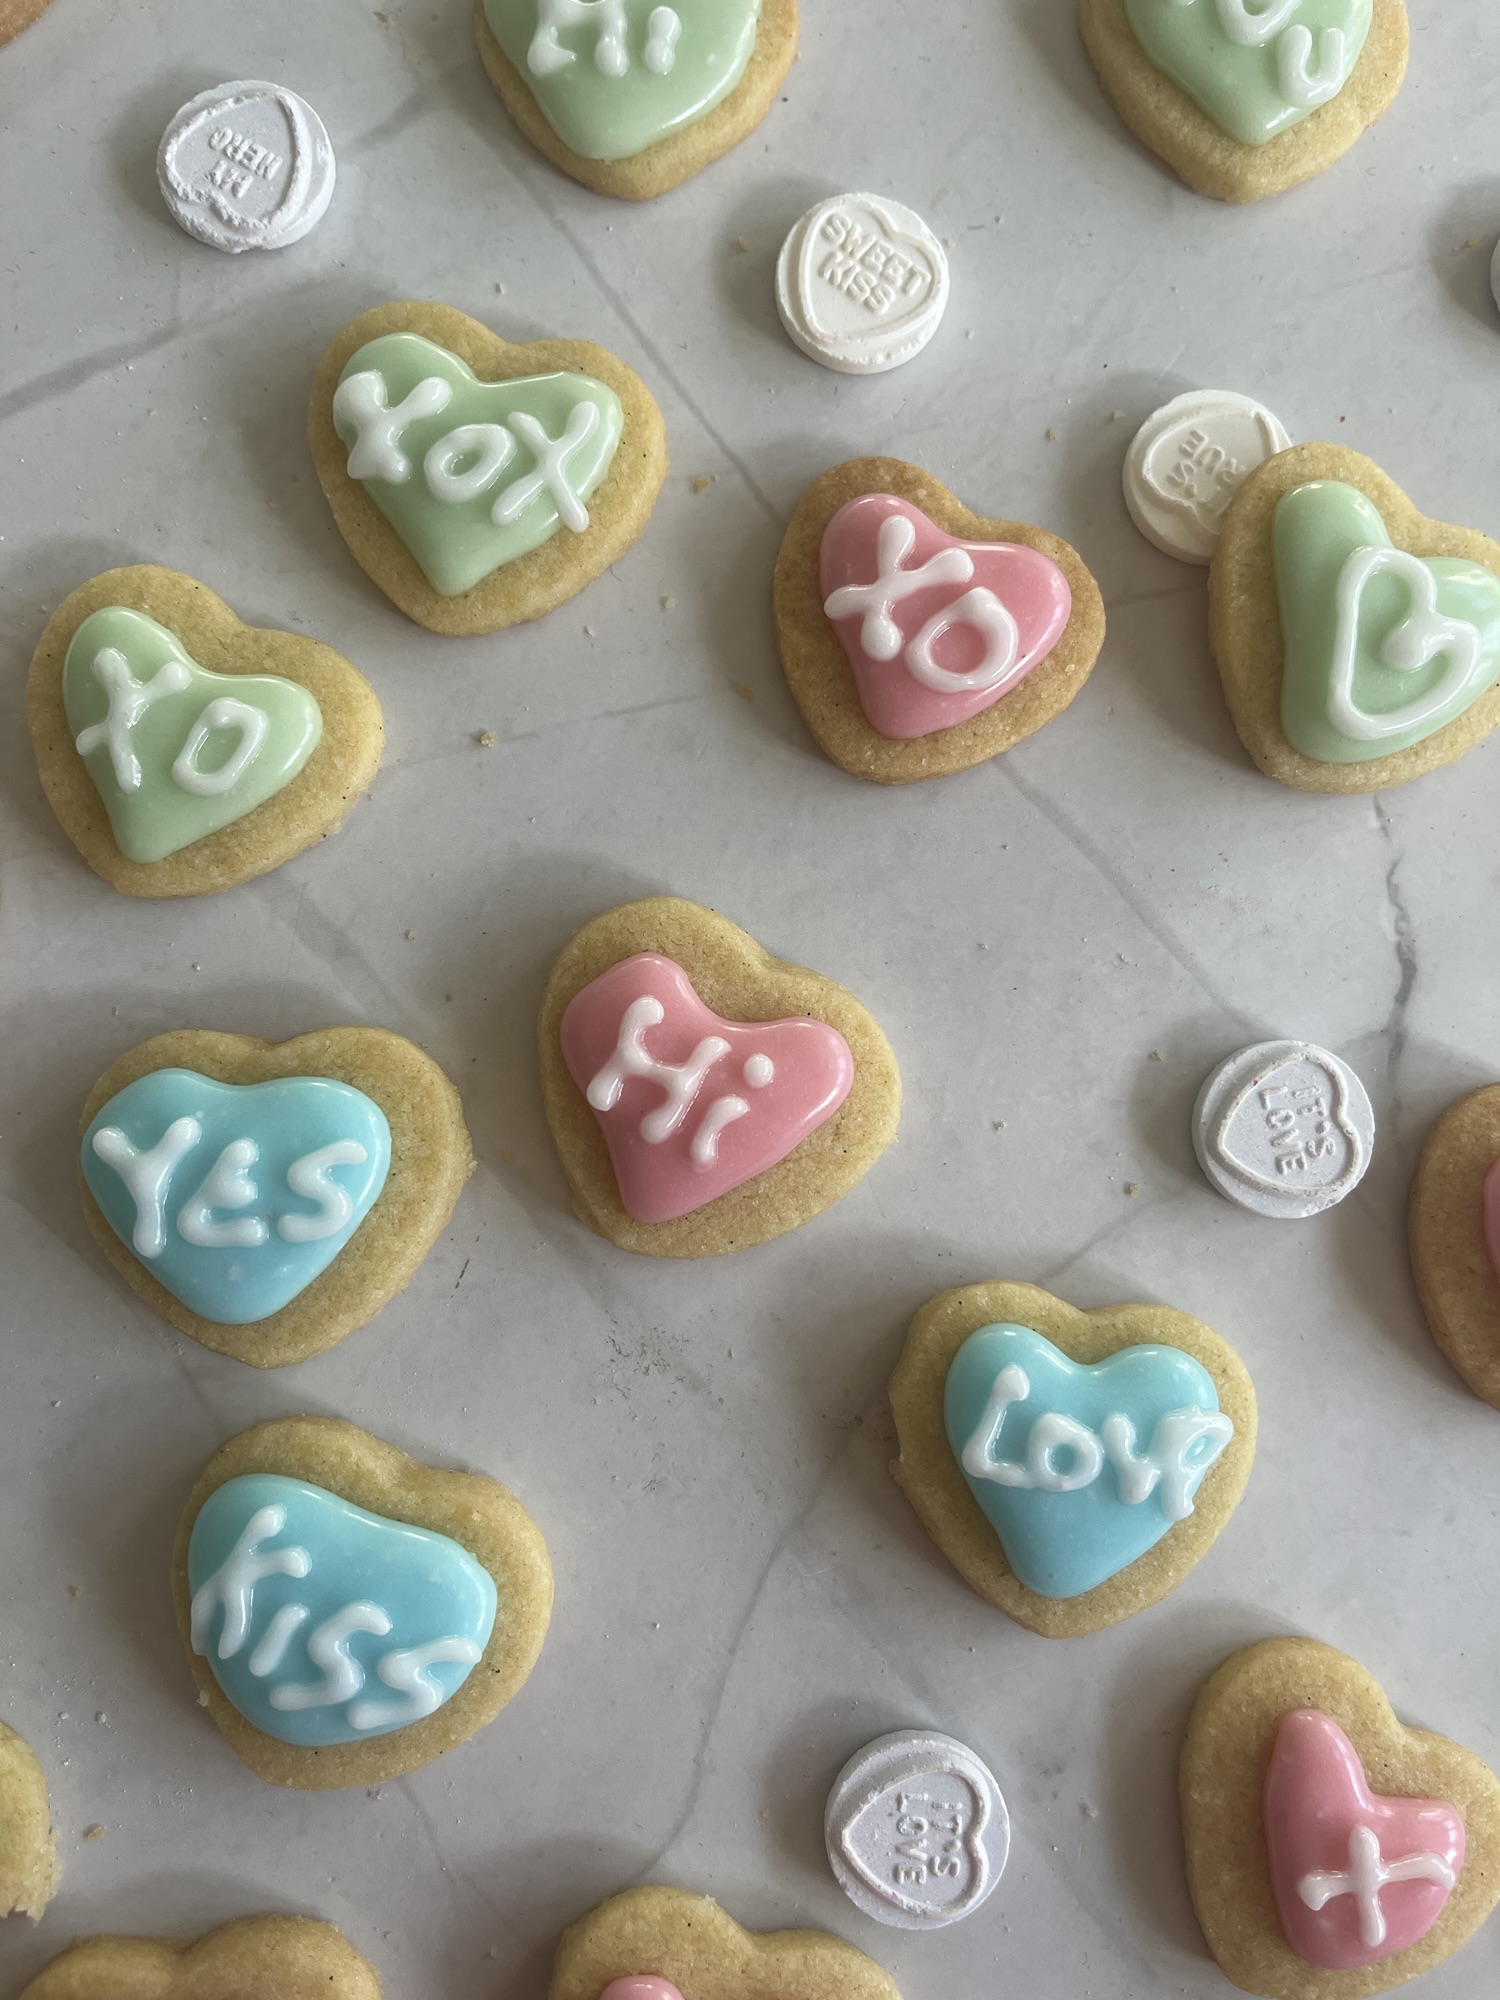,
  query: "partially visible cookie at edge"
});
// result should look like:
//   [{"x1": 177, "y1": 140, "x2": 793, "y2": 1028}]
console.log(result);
[
  {"x1": 539, "y1": 896, "x2": 900, "y2": 1257},
  {"x1": 774, "y1": 458, "x2": 1106, "y2": 784},
  {"x1": 549, "y1": 1884, "x2": 902, "y2": 2000},
  {"x1": 474, "y1": 0, "x2": 799, "y2": 200},
  {"x1": 0, "y1": 1723, "x2": 58, "y2": 1922},
  {"x1": 19, "y1": 1916, "x2": 382, "y2": 2000},
  {"x1": 1409, "y1": 1083, "x2": 1500, "y2": 1410},
  {"x1": 1078, "y1": 0, "x2": 1409, "y2": 204},
  {"x1": 28, "y1": 565, "x2": 383, "y2": 898},
  {"x1": 309, "y1": 300, "x2": 667, "y2": 634}
]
